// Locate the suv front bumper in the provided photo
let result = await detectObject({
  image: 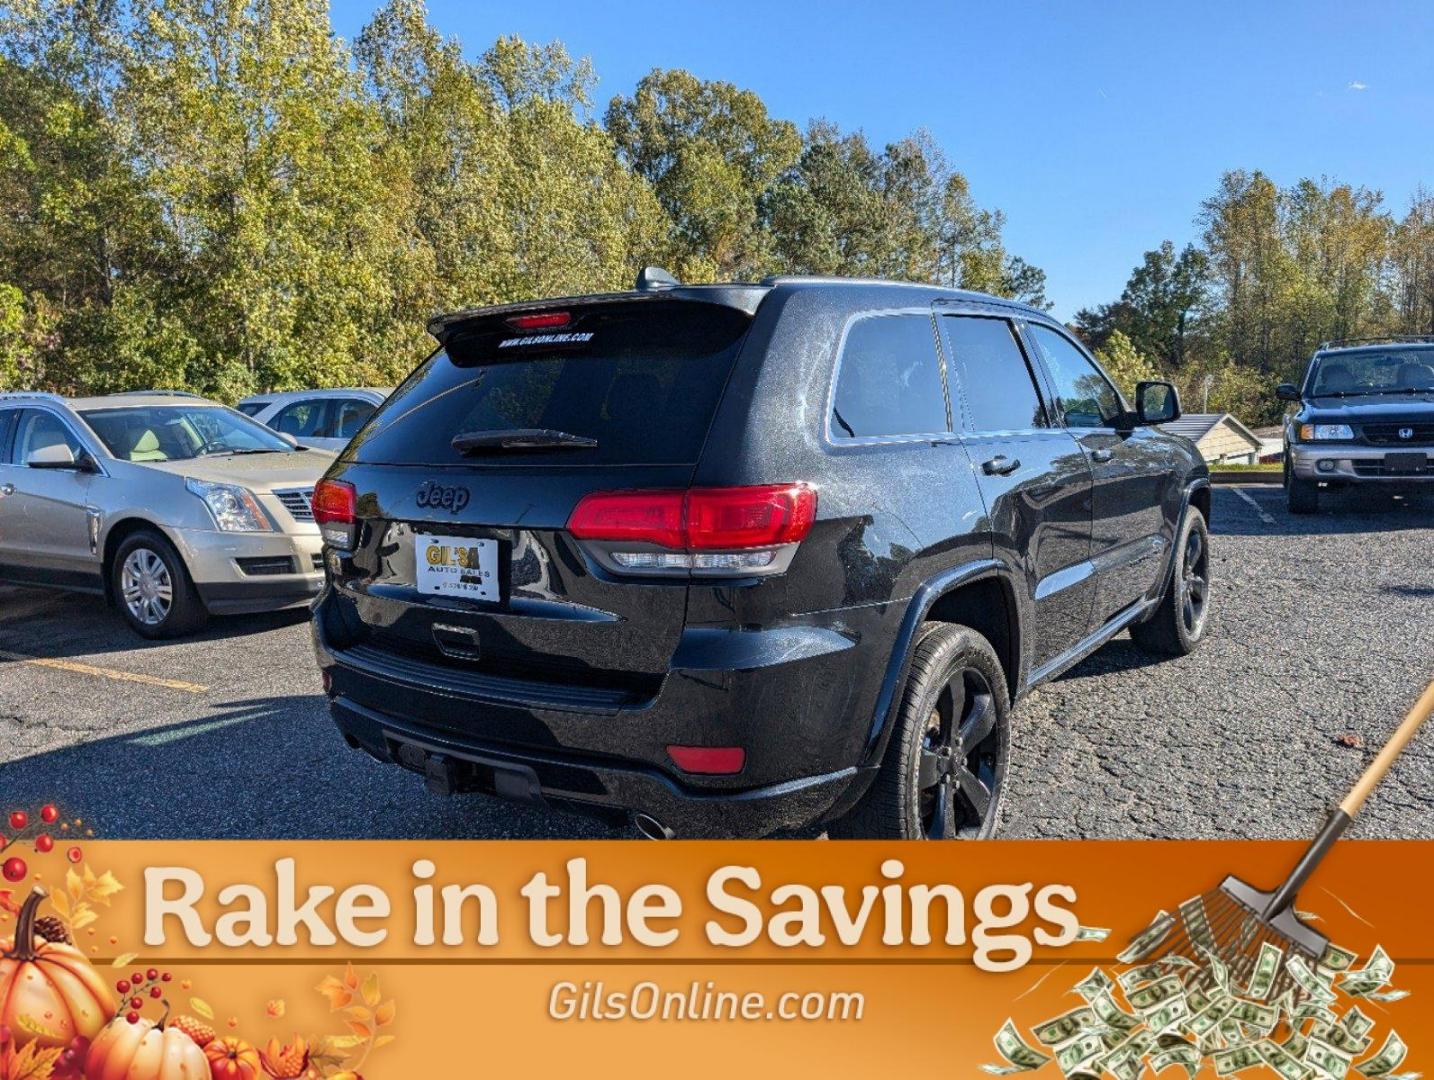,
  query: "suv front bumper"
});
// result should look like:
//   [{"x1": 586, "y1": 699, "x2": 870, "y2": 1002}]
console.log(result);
[
  {"x1": 1288, "y1": 443, "x2": 1434, "y2": 482},
  {"x1": 170, "y1": 526, "x2": 325, "y2": 614}
]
